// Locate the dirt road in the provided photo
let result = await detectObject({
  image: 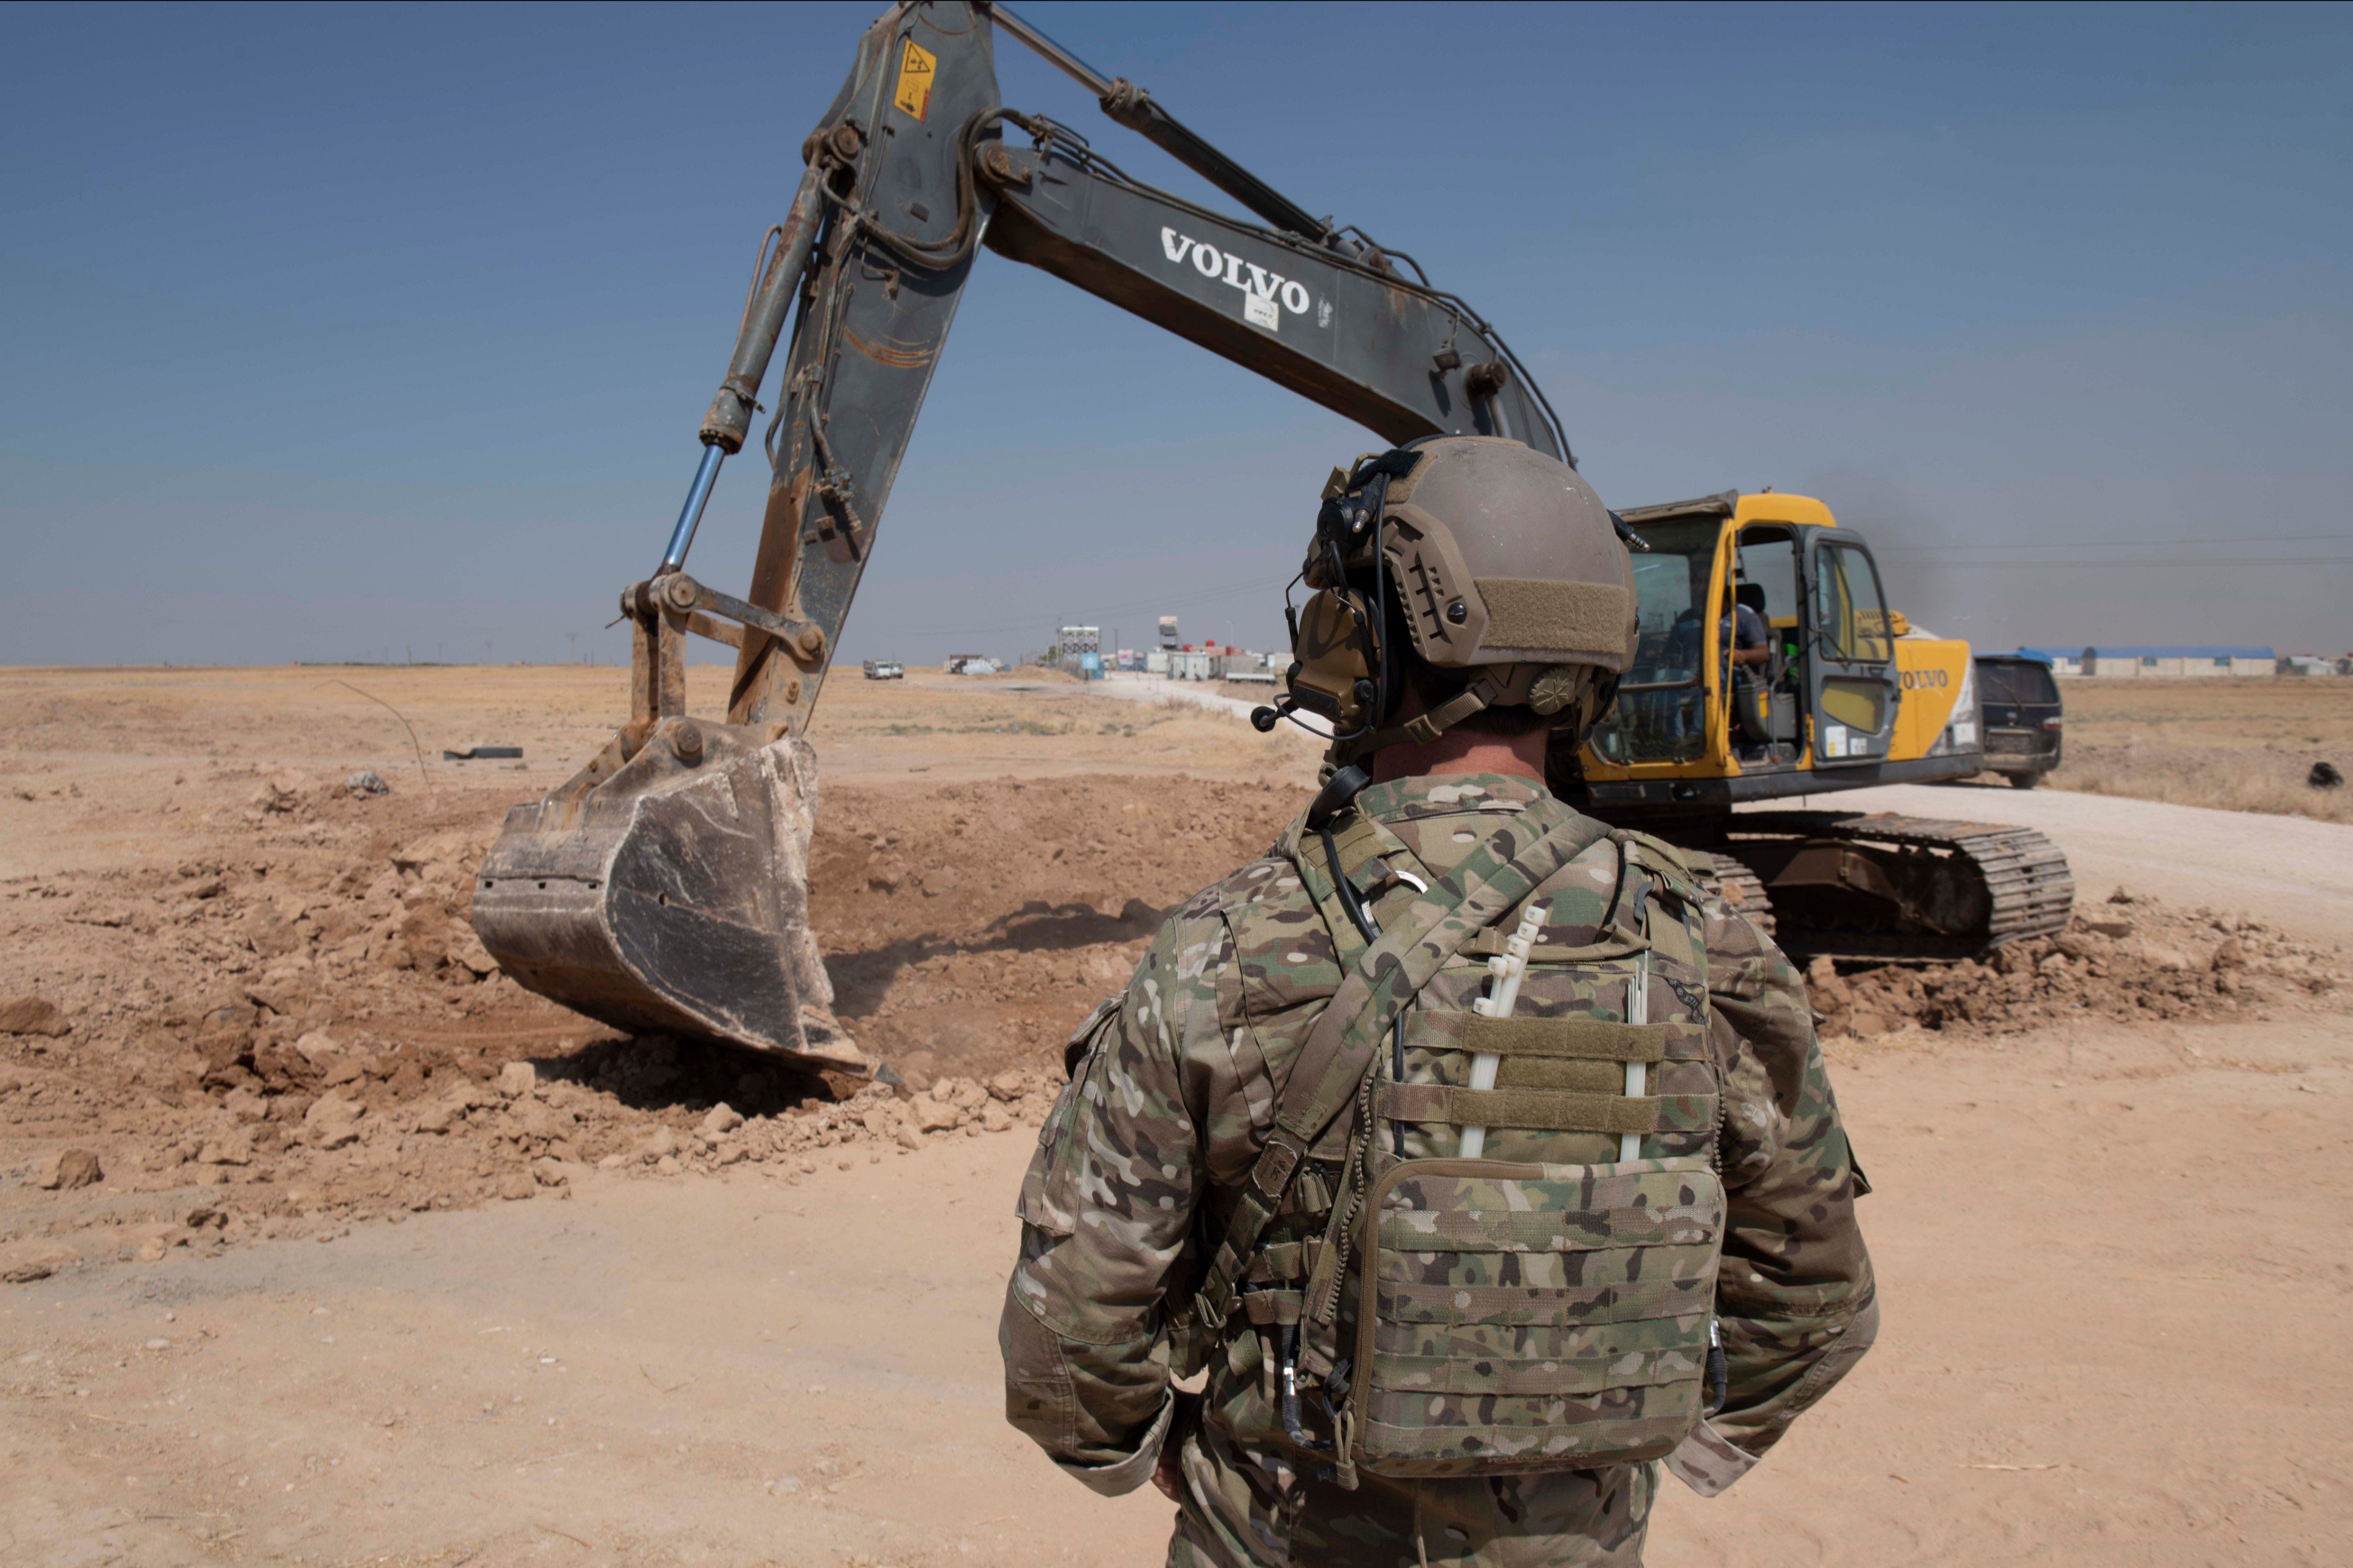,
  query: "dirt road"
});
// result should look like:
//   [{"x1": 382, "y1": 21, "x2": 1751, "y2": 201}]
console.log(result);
[
  {"x1": 1775, "y1": 781, "x2": 2353, "y2": 945},
  {"x1": 6, "y1": 1005, "x2": 2345, "y2": 1567}
]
